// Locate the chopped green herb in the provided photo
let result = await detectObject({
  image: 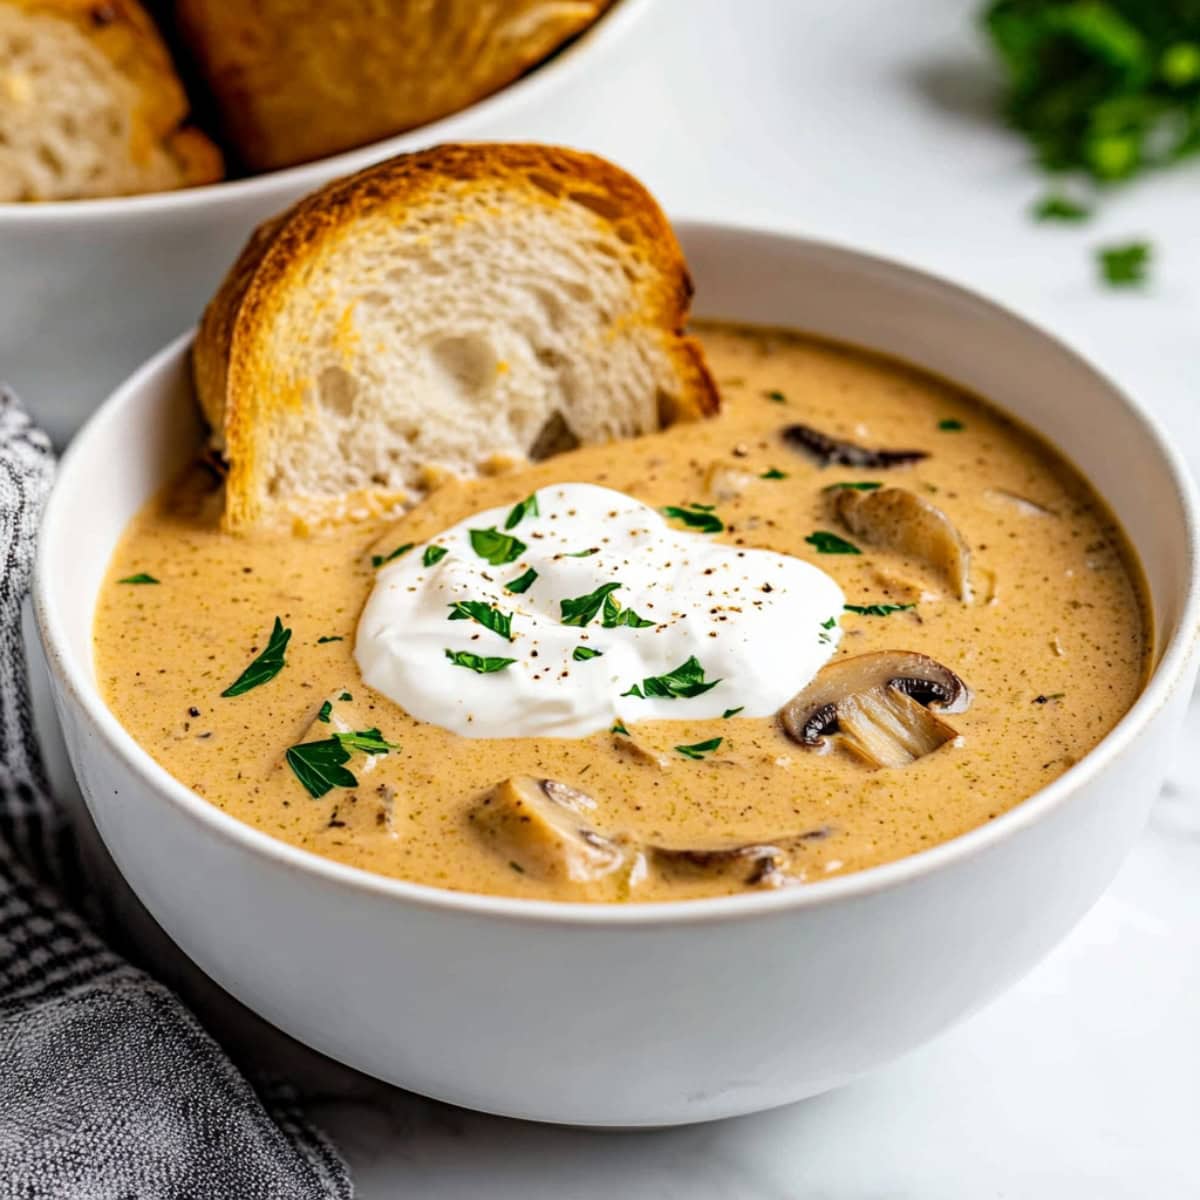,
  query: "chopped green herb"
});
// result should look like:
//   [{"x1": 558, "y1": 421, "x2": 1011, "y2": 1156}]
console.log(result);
[
  {"x1": 317, "y1": 701, "x2": 332, "y2": 723},
  {"x1": 805, "y1": 531, "x2": 861, "y2": 555},
  {"x1": 1097, "y1": 240, "x2": 1152, "y2": 286},
  {"x1": 938, "y1": 419, "x2": 965, "y2": 431},
  {"x1": 844, "y1": 603, "x2": 917, "y2": 617},
  {"x1": 221, "y1": 617, "x2": 291, "y2": 697},
  {"x1": 445, "y1": 649, "x2": 517, "y2": 674},
  {"x1": 765, "y1": 389, "x2": 787, "y2": 403},
  {"x1": 601, "y1": 592, "x2": 655, "y2": 629},
  {"x1": 821, "y1": 616, "x2": 838, "y2": 630},
  {"x1": 662, "y1": 504, "x2": 724, "y2": 534},
  {"x1": 371, "y1": 542, "x2": 414, "y2": 568},
  {"x1": 1032, "y1": 194, "x2": 1091, "y2": 222},
  {"x1": 423, "y1": 544, "x2": 449, "y2": 567},
  {"x1": 572, "y1": 645, "x2": 603, "y2": 661},
  {"x1": 611, "y1": 721, "x2": 630, "y2": 736},
  {"x1": 675, "y1": 737, "x2": 724, "y2": 760},
  {"x1": 339, "y1": 692, "x2": 352, "y2": 701},
  {"x1": 285, "y1": 738, "x2": 358, "y2": 799},
  {"x1": 564, "y1": 547, "x2": 600, "y2": 557},
  {"x1": 504, "y1": 493, "x2": 540, "y2": 530},
  {"x1": 504, "y1": 567, "x2": 538, "y2": 594},
  {"x1": 823, "y1": 481, "x2": 882, "y2": 492},
  {"x1": 447, "y1": 600, "x2": 513, "y2": 640},
  {"x1": 316, "y1": 635, "x2": 343, "y2": 644},
  {"x1": 722, "y1": 706, "x2": 745, "y2": 719},
  {"x1": 118, "y1": 572, "x2": 159, "y2": 584},
  {"x1": 622, "y1": 655, "x2": 721, "y2": 700},
  {"x1": 469, "y1": 526, "x2": 526, "y2": 566},
  {"x1": 334, "y1": 727, "x2": 396, "y2": 755},
  {"x1": 760, "y1": 467, "x2": 788, "y2": 480},
  {"x1": 561, "y1": 581, "x2": 623, "y2": 628}
]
